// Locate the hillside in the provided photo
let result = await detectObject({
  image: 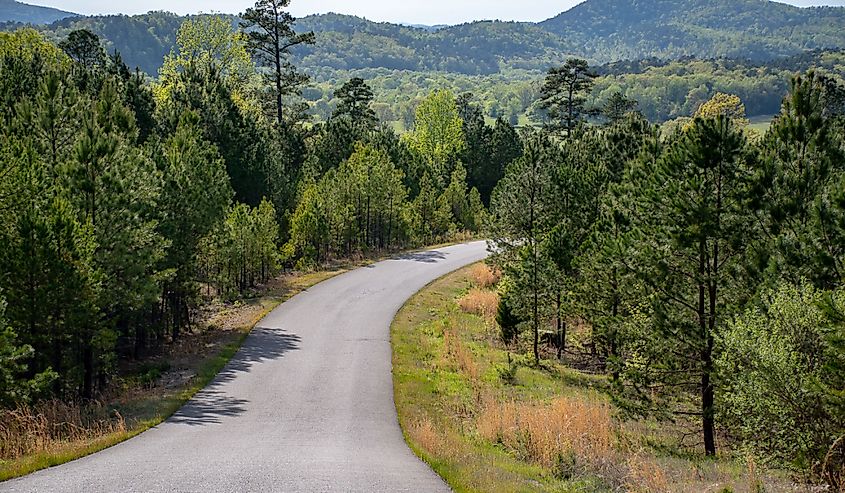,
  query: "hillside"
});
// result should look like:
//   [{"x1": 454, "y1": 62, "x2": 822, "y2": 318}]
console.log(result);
[
  {"x1": 8, "y1": 0, "x2": 845, "y2": 77},
  {"x1": 541, "y1": 0, "x2": 845, "y2": 61},
  {"x1": 0, "y1": 0, "x2": 75, "y2": 24}
]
